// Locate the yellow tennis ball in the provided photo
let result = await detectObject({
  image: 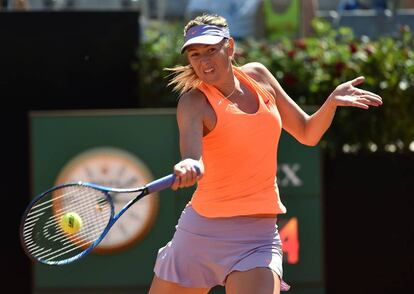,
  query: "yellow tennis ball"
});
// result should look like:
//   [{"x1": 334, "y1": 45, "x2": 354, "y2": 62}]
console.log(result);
[{"x1": 60, "y1": 212, "x2": 82, "y2": 234}]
